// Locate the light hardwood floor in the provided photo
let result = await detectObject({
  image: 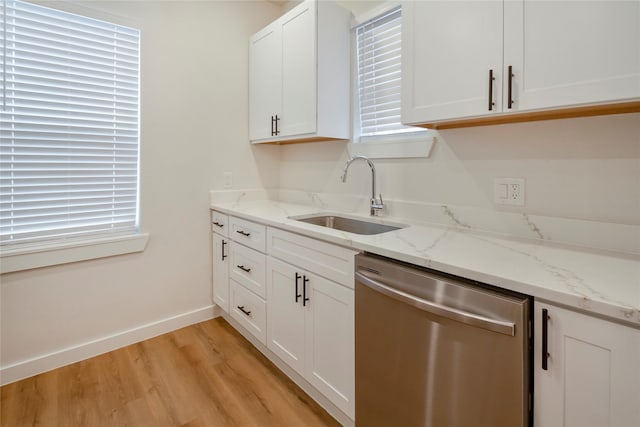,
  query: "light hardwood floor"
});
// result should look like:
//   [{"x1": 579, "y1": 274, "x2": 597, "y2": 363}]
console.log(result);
[{"x1": 1, "y1": 317, "x2": 341, "y2": 427}]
